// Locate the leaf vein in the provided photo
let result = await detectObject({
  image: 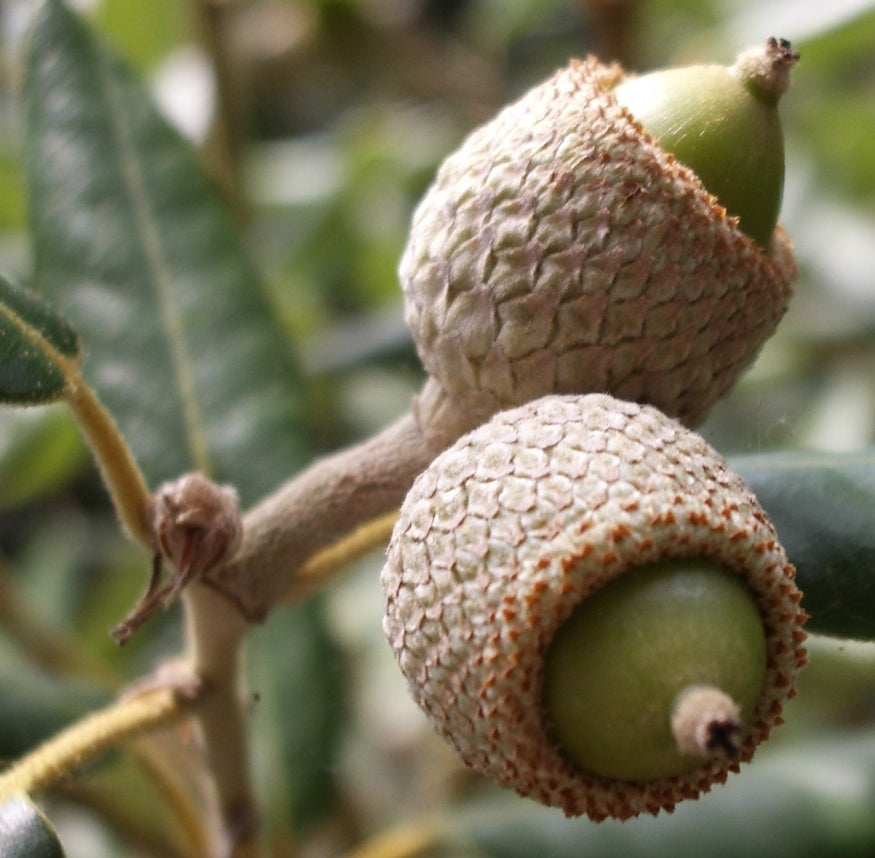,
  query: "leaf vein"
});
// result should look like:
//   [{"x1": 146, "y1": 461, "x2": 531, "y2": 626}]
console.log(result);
[{"x1": 97, "y1": 46, "x2": 212, "y2": 477}]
